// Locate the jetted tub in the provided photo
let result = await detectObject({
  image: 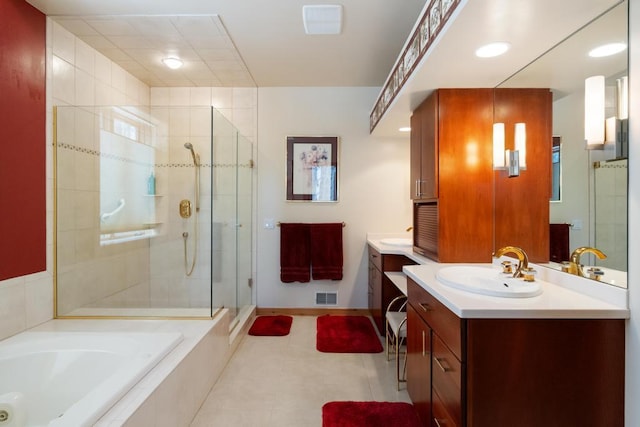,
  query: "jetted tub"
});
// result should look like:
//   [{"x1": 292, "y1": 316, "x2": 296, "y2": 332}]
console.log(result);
[{"x1": 0, "y1": 331, "x2": 182, "y2": 427}]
